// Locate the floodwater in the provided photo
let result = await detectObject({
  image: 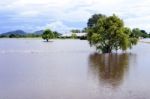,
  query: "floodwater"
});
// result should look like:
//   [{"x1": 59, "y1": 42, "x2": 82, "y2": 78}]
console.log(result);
[{"x1": 0, "y1": 38, "x2": 150, "y2": 99}]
